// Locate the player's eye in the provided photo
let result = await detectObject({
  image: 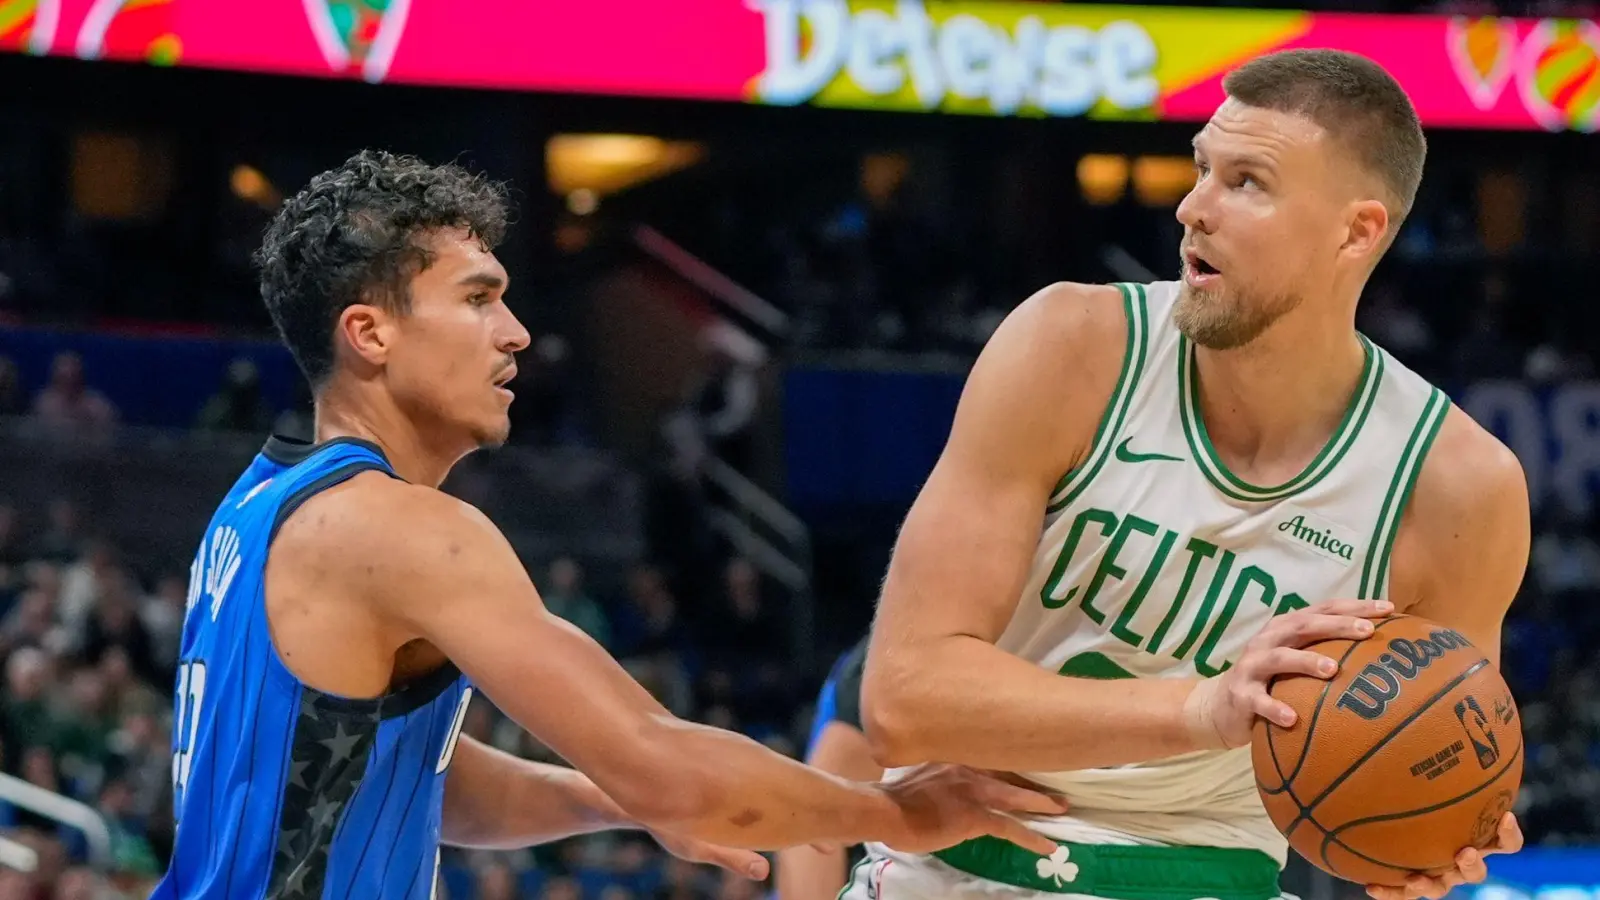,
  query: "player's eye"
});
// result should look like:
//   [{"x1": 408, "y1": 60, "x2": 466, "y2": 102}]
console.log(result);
[{"x1": 467, "y1": 292, "x2": 491, "y2": 306}]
